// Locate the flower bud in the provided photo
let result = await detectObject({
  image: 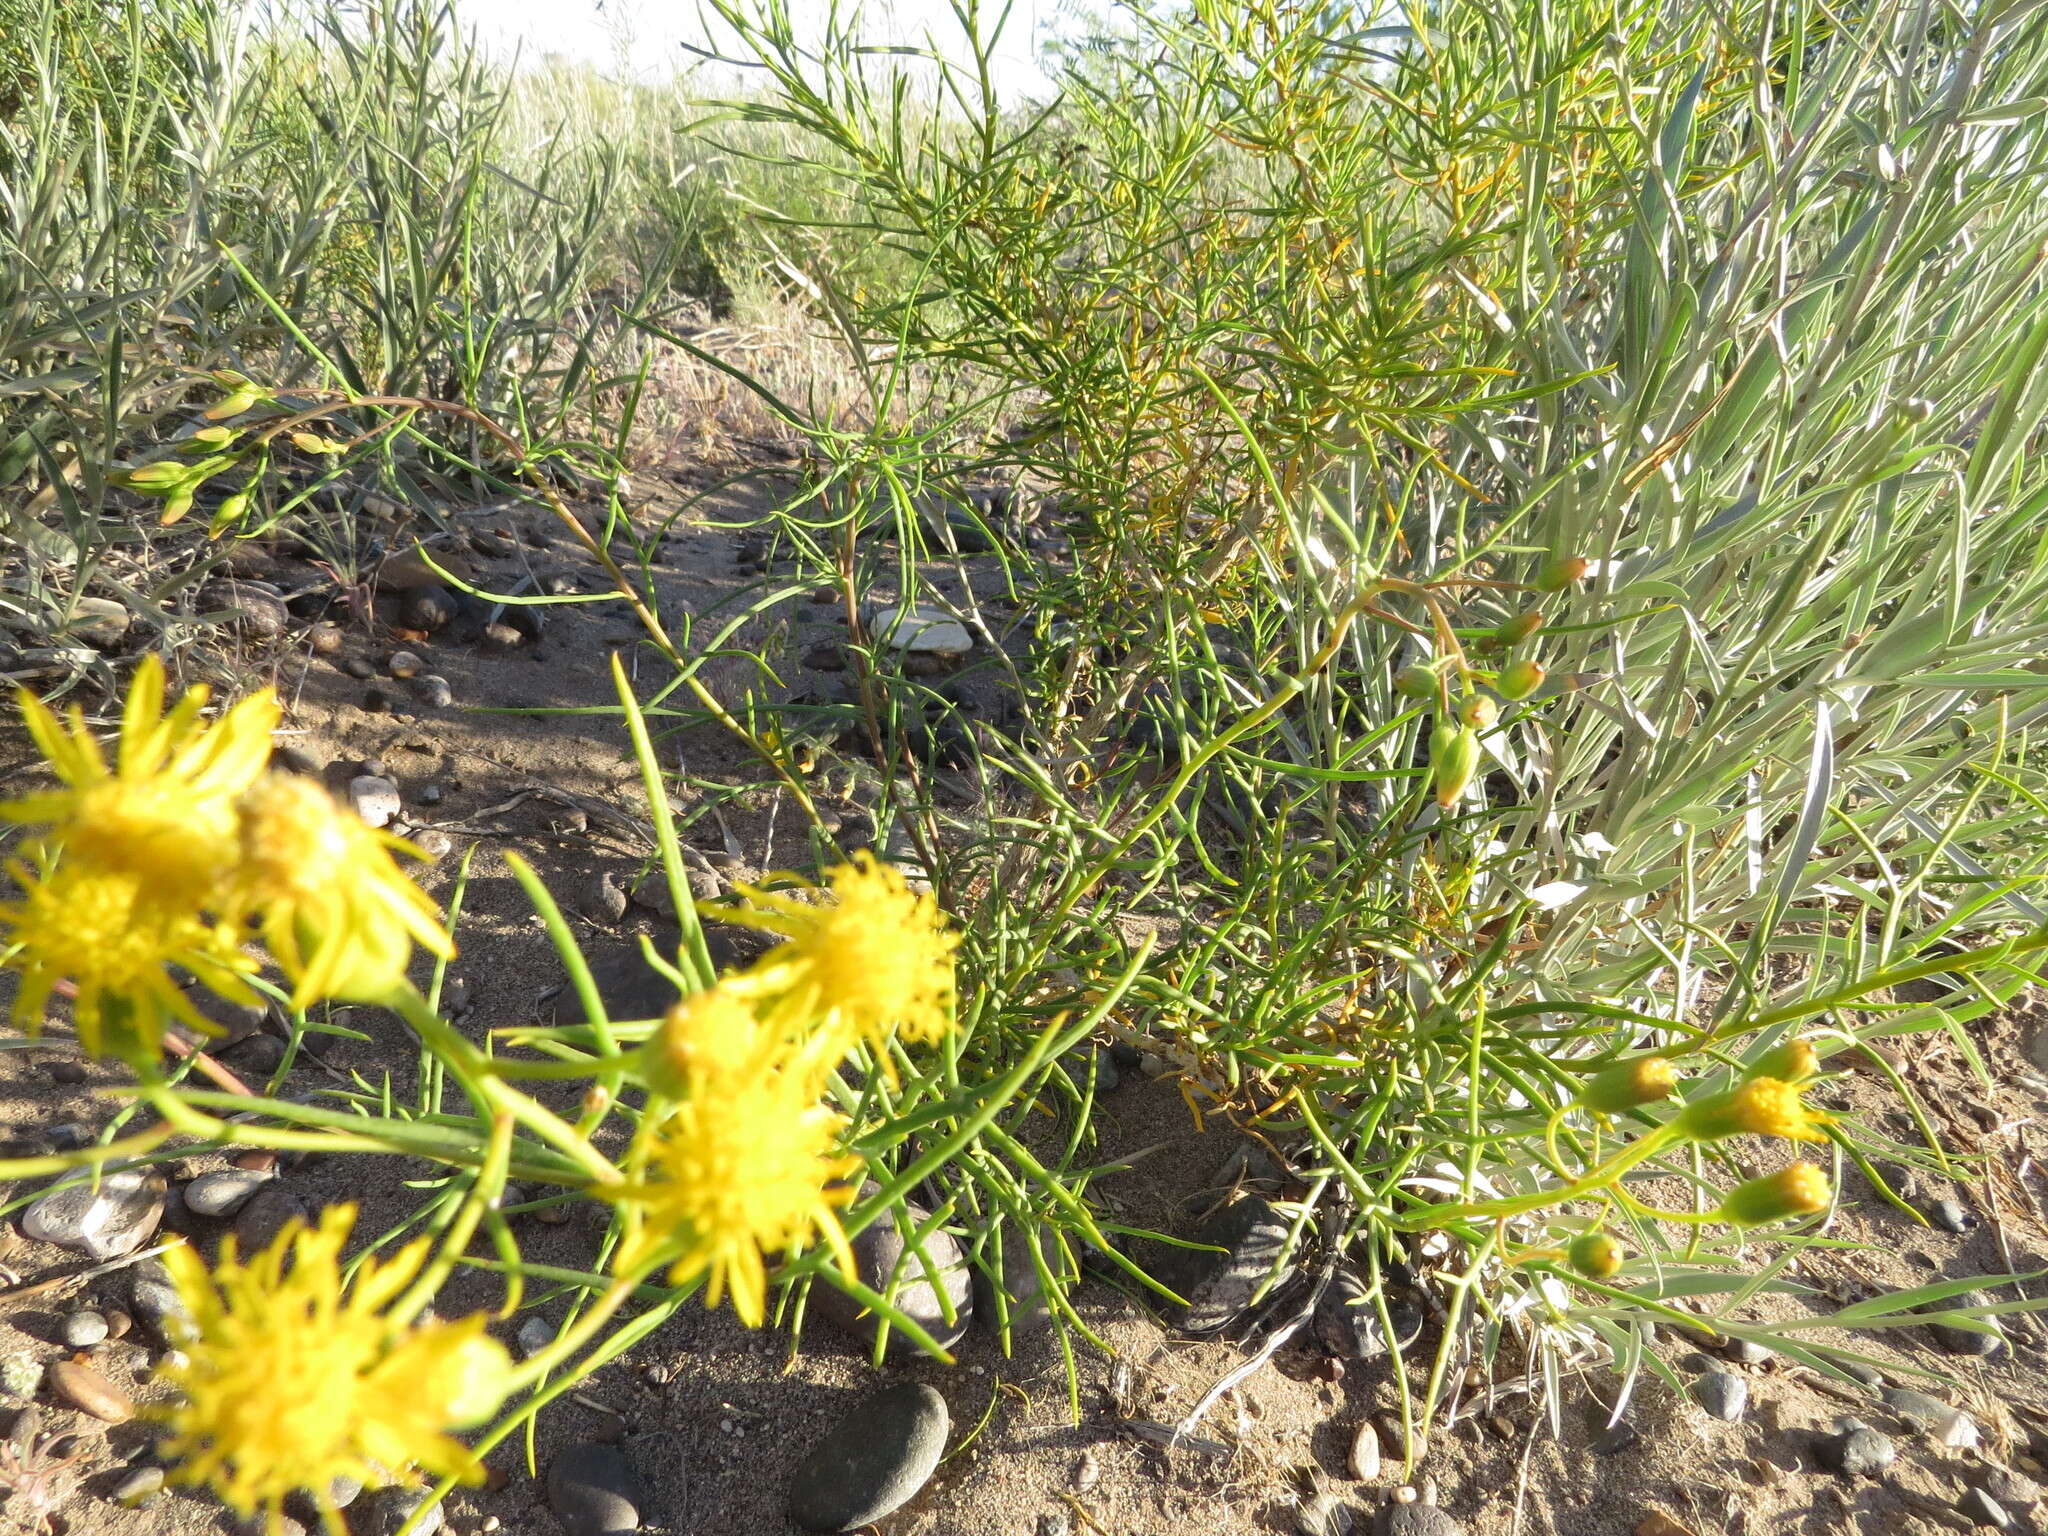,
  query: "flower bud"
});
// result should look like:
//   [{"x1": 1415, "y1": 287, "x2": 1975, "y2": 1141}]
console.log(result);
[
  {"x1": 122, "y1": 460, "x2": 191, "y2": 490},
  {"x1": 1458, "y1": 695, "x2": 1499, "y2": 730},
  {"x1": 1496, "y1": 658, "x2": 1545, "y2": 700},
  {"x1": 1430, "y1": 724, "x2": 1481, "y2": 810},
  {"x1": 1394, "y1": 664, "x2": 1437, "y2": 700},
  {"x1": 203, "y1": 386, "x2": 263, "y2": 421},
  {"x1": 290, "y1": 431, "x2": 346, "y2": 456},
  {"x1": 1537, "y1": 555, "x2": 1590, "y2": 591},
  {"x1": 1716, "y1": 1162, "x2": 1831, "y2": 1225},
  {"x1": 1496, "y1": 610, "x2": 1544, "y2": 645},
  {"x1": 1567, "y1": 1231, "x2": 1624, "y2": 1278},
  {"x1": 1749, "y1": 1038, "x2": 1819, "y2": 1084},
  {"x1": 1575, "y1": 1055, "x2": 1677, "y2": 1114},
  {"x1": 1674, "y1": 1077, "x2": 1829, "y2": 1143}
]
